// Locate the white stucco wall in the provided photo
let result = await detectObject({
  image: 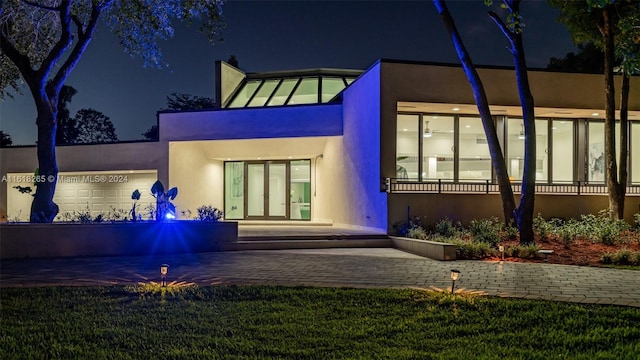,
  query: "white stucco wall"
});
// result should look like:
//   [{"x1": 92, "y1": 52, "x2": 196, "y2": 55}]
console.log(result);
[
  {"x1": 168, "y1": 142, "x2": 223, "y2": 219},
  {"x1": 316, "y1": 63, "x2": 386, "y2": 231}
]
